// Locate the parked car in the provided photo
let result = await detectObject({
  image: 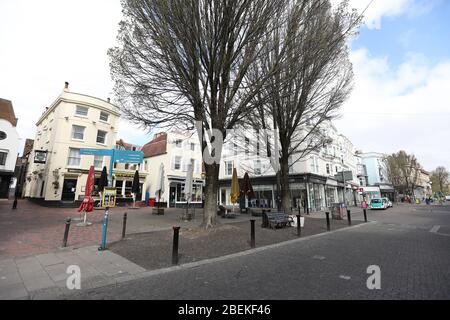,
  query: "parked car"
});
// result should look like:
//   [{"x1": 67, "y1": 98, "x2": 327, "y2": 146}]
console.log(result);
[
  {"x1": 445, "y1": 195, "x2": 450, "y2": 202},
  {"x1": 370, "y1": 198, "x2": 388, "y2": 210}
]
